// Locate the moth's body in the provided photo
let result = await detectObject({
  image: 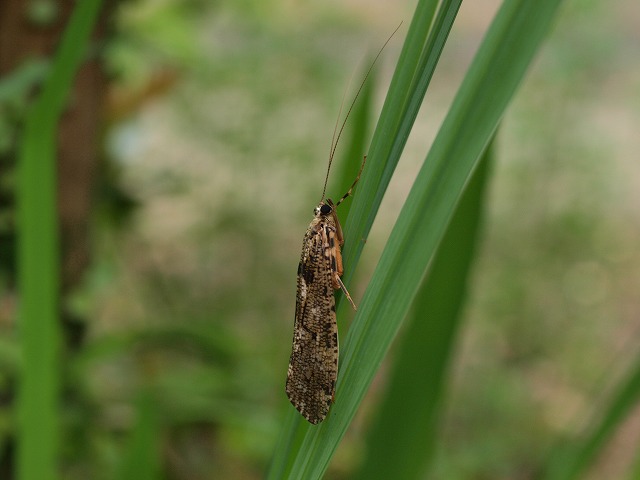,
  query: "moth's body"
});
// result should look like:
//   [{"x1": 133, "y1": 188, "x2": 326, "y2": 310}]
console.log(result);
[
  {"x1": 284, "y1": 23, "x2": 398, "y2": 425},
  {"x1": 286, "y1": 200, "x2": 345, "y2": 425}
]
